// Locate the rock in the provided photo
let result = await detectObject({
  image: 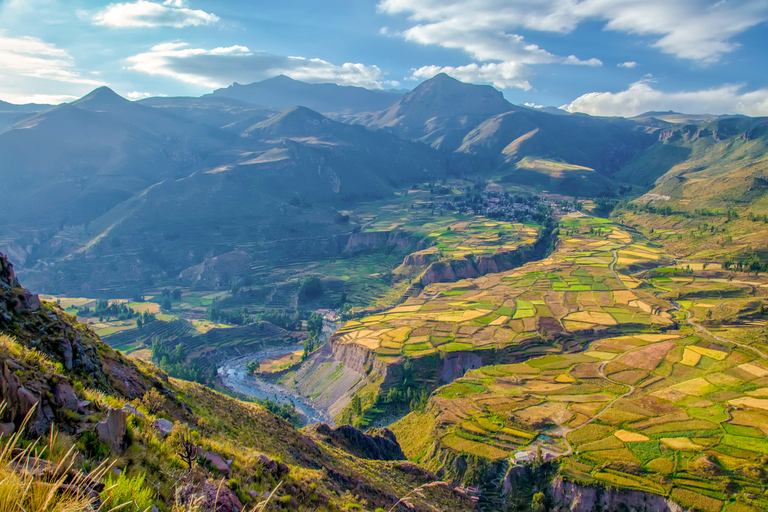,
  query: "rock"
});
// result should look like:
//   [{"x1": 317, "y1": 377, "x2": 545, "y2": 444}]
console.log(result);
[
  {"x1": 0, "y1": 423, "x2": 15, "y2": 437},
  {"x1": 204, "y1": 452, "x2": 231, "y2": 476},
  {"x1": 152, "y1": 418, "x2": 174, "y2": 436},
  {"x1": 53, "y1": 381, "x2": 79, "y2": 411},
  {"x1": 122, "y1": 404, "x2": 145, "y2": 418},
  {"x1": 96, "y1": 408, "x2": 127, "y2": 453},
  {"x1": 176, "y1": 480, "x2": 242, "y2": 512},
  {"x1": 305, "y1": 423, "x2": 406, "y2": 461},
  {"x1": 547, "y1": 477, "x2": 684, "y2": 512},
  {"x1": 255, "y1": 454, "x2": 289, "y2": 479},
  {"x1": 78, "y1": 400, "x2": 92, "y2": 413}
]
